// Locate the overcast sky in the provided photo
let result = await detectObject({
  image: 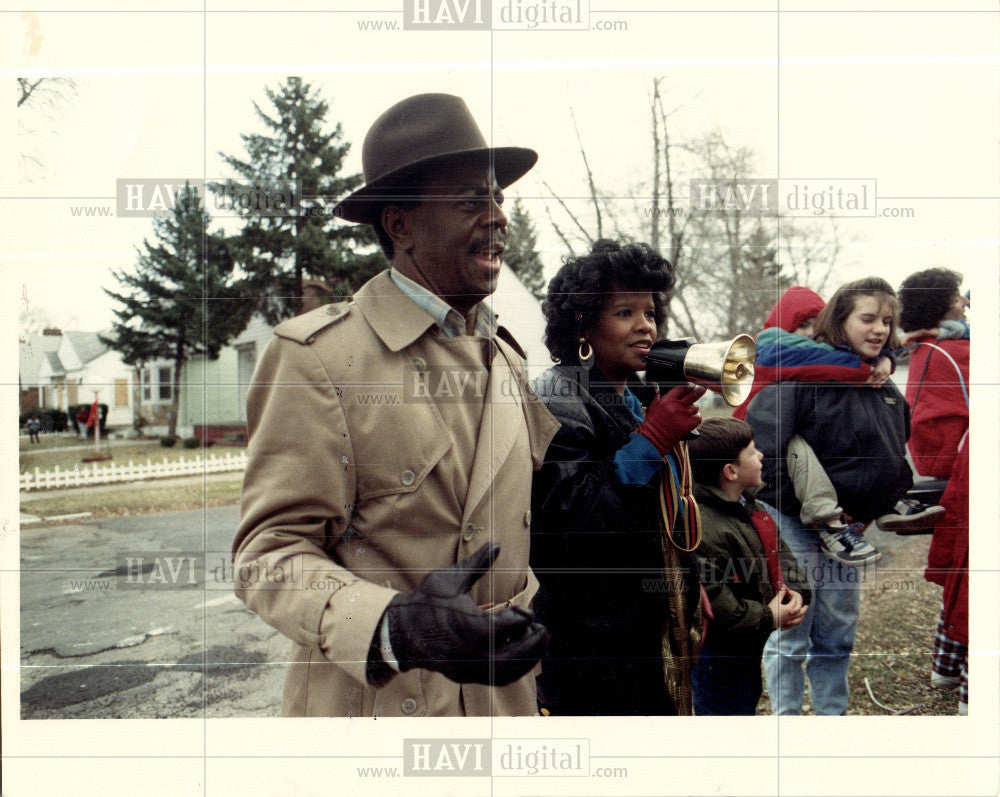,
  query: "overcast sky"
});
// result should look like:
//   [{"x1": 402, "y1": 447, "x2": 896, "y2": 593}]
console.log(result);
[
  {"x1": 3, "y1": 5, "x2": 1000, "y2": 791},
  {"x1": 5, "y1": 8, "x2": 998, "y2": 337}
]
